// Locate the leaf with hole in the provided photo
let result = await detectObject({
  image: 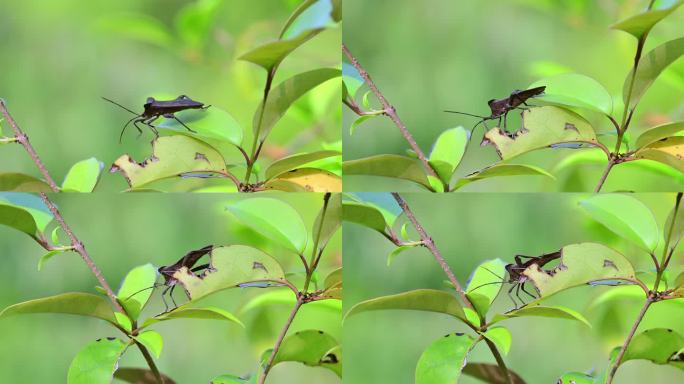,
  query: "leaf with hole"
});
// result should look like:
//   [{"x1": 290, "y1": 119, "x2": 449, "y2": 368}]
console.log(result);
[
  {"x1": 636, "y1": 136, "x2": 684, "y2": 174},
  {"x1": 173, "y1": 245, "x2": 285, "y2": 301},
  {"x1": 522, "y1": 243, "x2": 636, "y2": 300},
  {"x1": 343, "y1": 154, "x2": 432, "y2": 190},
  {"x1": 345, "y1": 289, "x2": 467, "y2": 323},
  {"x1": 415, "y1": 333, "x2": 477, "y2": 384},
  {"x1": 531, "y1": 73, "x2": 613, "y2": 115},
  {"x1": 580, "y1": 194, "x2": 659, "y2": 252},
  {"x1": 263, "y1": 168, "x2": 342, "y2": 192},
  {"x1": 483, "y1": 106, "x2": 597, "y2": 160},
  {"x1": 227, "y1": 198, "x2": 307, "y2": 253},
  {"x1": 67, "y1": 338, "x2": 129, "y2": 384},
  {"x1": 111, "y1": 136, "x2": 228, "y2": 189}
]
